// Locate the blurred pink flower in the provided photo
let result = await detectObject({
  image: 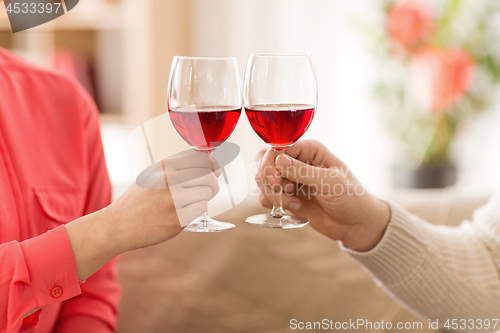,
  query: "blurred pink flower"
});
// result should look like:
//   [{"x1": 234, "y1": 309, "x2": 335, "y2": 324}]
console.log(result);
[
  {"x1": 388, "y1": 0, "x2": 434, "y2": 51},
  {"x1": 410, "y1": 46, "x2": 475, "y2": 112}
]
